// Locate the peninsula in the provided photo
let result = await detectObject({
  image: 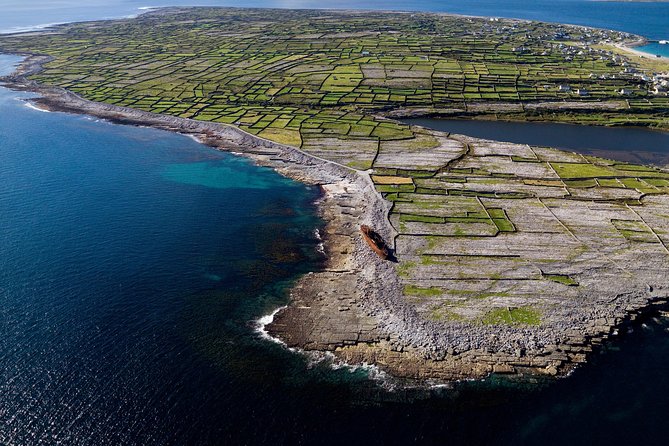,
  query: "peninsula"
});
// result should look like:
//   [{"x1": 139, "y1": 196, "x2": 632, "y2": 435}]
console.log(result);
[{"x1": 2, "y1": 7, "x2": 669, "y2": 382}]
